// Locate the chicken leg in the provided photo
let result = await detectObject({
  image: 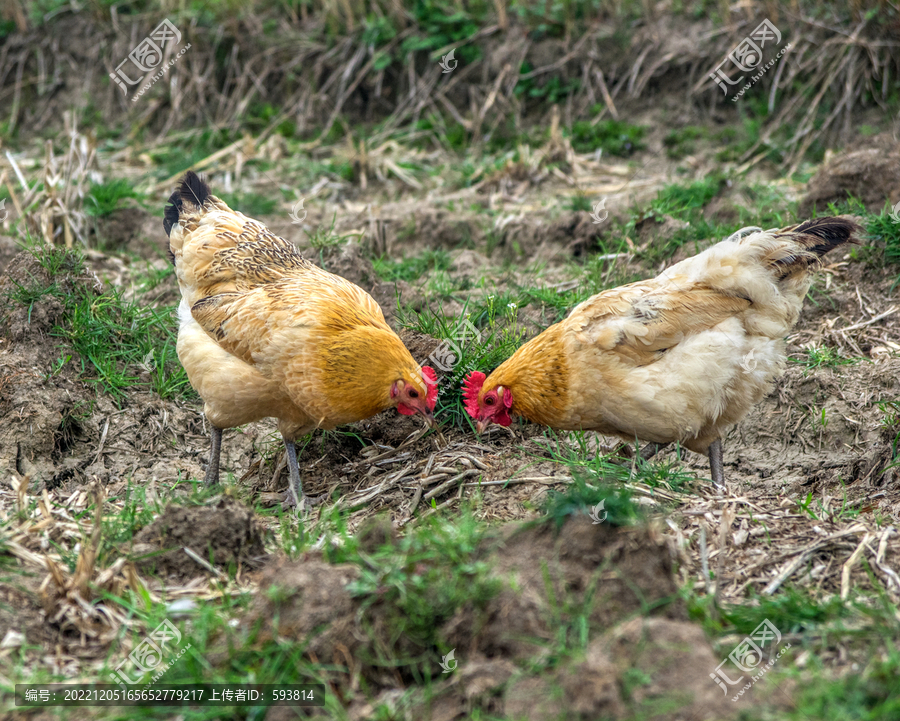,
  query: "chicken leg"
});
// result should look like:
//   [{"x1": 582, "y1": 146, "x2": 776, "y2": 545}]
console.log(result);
[
  {"x1": 204, "y1": 426, "x2": 223, "y2": 486},
  {"x1": 640, "y1": 441, "x2": 672, "y2": 461},
  {"x1": 283, "y1": 437, "x2": 304, "y2": 509},
  {"x1": 708, "y1": 438, "x2": 725, "y2": 489}
]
